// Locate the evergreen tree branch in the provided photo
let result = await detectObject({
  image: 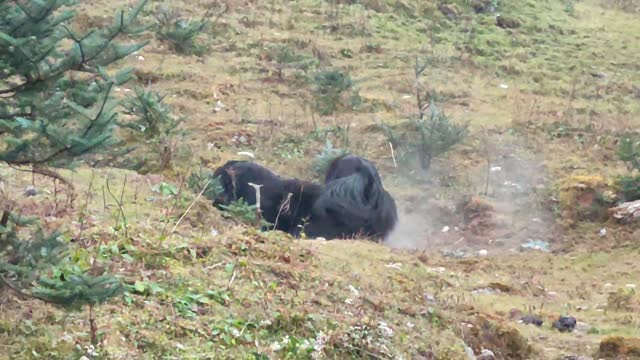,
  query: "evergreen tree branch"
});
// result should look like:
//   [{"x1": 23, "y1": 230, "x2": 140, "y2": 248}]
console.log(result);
[
  {"x1": 85, "y1": 10, "x2": 125, "y2": 64},
  {"x1": 63, "y1": 25, "x2": 87, "y2": 65},
  {"x1": 9, "y1": 0, "x2": 57, "y2": 36},
  {"x1": 83, "y1": 82, "x2": 114, "y2": 137}
]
